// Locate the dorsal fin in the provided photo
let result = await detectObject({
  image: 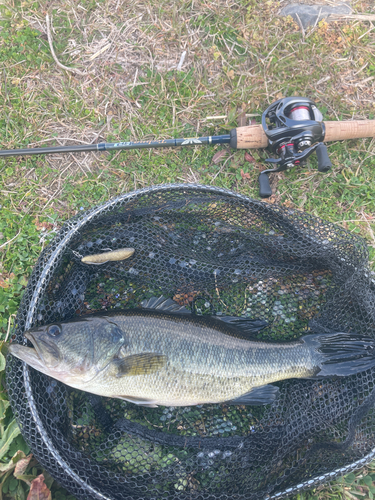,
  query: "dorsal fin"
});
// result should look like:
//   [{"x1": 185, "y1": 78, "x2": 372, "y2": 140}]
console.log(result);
[
  {"x1": 214, "y1": 315, "x2": 268, "y2": 333},
  {"x1": 140, "y1": 296, "x2": 268, "y2": 340},
  {"x1": 140, "y1": 295, "x2": 190, "y2": 313}
]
